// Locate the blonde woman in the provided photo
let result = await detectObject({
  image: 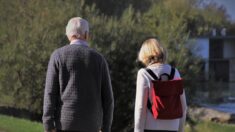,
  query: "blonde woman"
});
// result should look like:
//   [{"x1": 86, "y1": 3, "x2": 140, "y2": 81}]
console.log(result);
[{"x1": 134, "y1": 38, "x2": 187, "y2": 132}]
